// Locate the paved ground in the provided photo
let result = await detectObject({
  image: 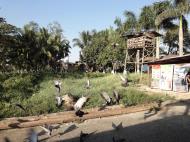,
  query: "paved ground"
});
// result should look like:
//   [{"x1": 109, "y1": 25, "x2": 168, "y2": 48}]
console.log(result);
[{"x1": 1, "y1": 99, "x2": 190, "y2": 142}]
